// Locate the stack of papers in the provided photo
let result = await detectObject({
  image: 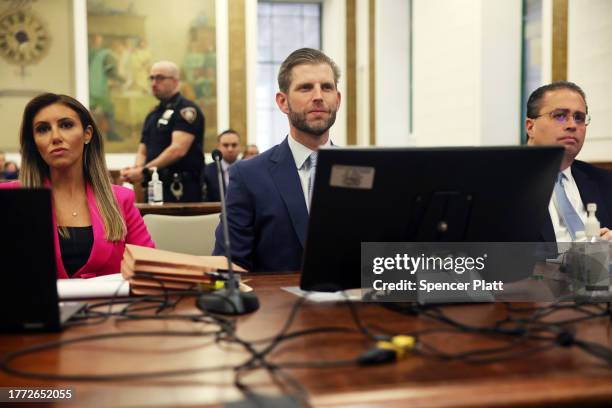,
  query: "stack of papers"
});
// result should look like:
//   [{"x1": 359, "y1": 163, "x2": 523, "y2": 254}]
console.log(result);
[
  {"x1": 57, "y1": 273, "x2": 129, "y2": 299},
  {"x1": 121, "y1": 244, "x2": 246, "y2": 295}
]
